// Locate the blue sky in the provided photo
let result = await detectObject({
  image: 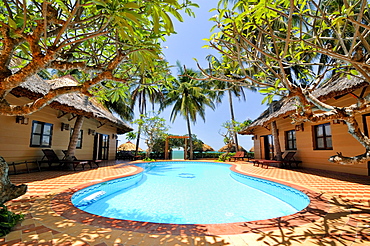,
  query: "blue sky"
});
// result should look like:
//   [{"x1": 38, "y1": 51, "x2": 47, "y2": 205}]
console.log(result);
[{"x1": 117, "y1": 0, "x2": 267, "y2": 151}]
